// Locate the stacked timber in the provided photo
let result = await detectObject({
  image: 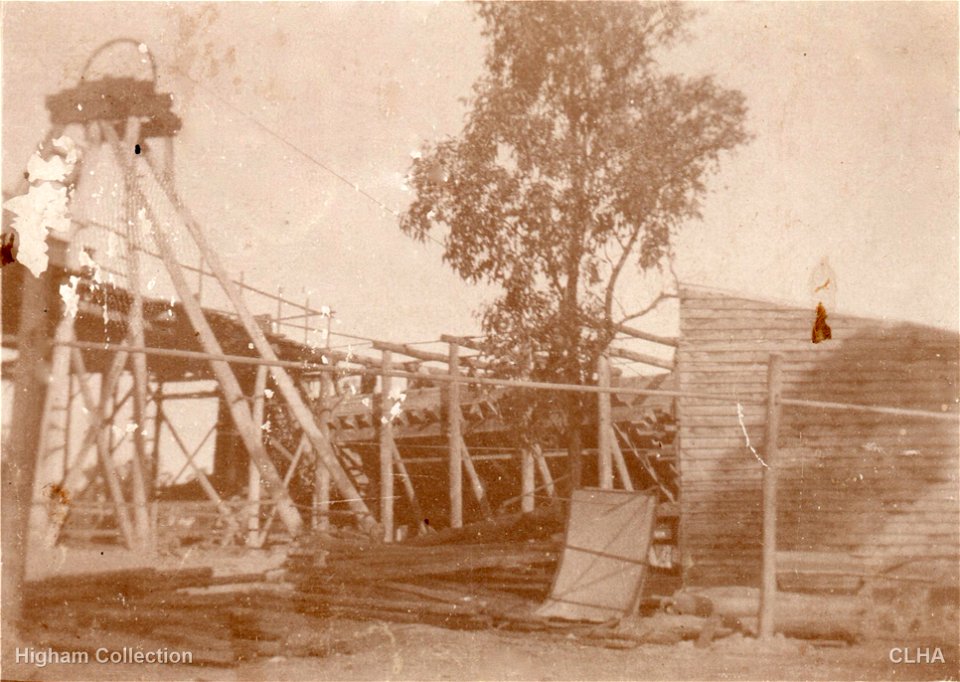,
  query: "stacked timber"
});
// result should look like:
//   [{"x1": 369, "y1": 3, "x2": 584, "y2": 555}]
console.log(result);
[
  {"x1": 21, "y1": 567, "x2": 304, "y2": 666},
  {"x1": 286, "y1": 518, "x2": 562, "y2": 630},
  {"x1": 285, "y1": 509, "x2": 709, "y2": 649},
  {"x1": 288, "y1": 510, "x2": 563, "y2": 630}
]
